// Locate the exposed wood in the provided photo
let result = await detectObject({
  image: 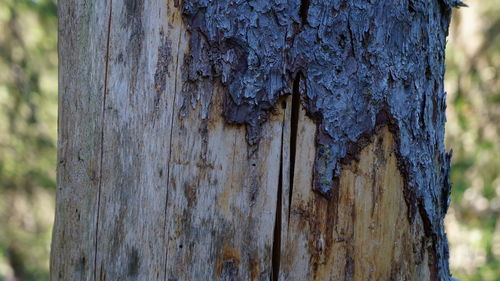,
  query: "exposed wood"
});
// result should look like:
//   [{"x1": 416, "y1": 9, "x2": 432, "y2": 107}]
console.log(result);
[
  {"x1": 280, "y1": 106, "x2": 433, "y2": 280},
  {"x1": 53, "y1": 1, "x2": 286, "y2": 280},
  {"x1": 51, "y1": 1, "x2": 111, "y2": 280},
  {"x1": 92, "y1": 1, "x2": 176, "y2": 280},
  {"x1": 164, "y1": 82, "x2": 285, "y2": 280}
]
